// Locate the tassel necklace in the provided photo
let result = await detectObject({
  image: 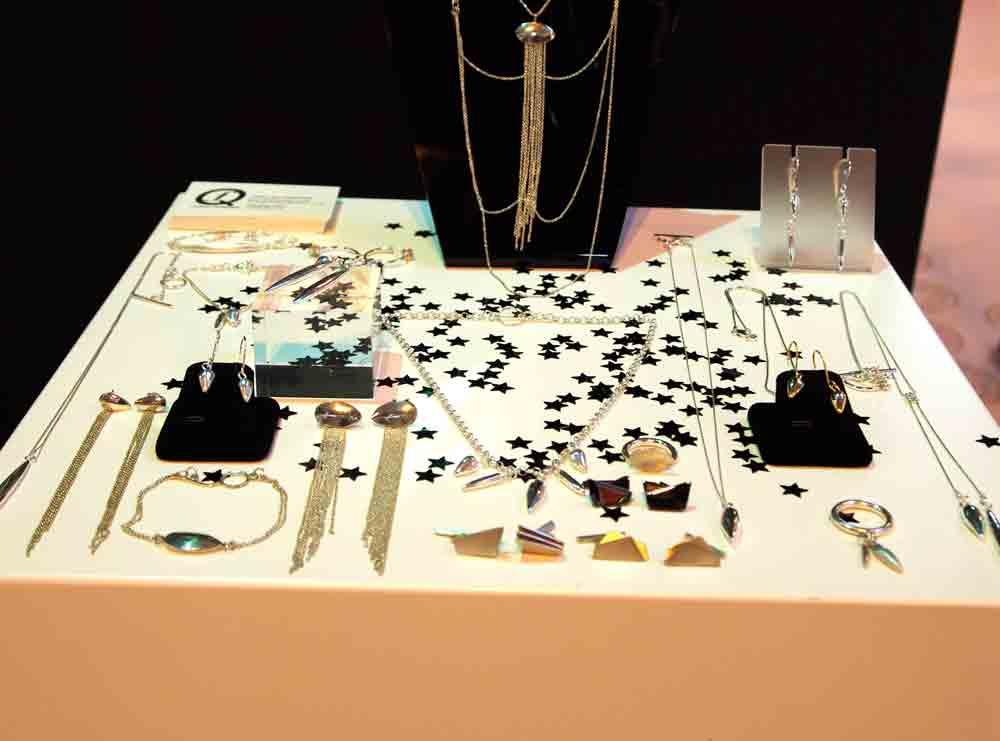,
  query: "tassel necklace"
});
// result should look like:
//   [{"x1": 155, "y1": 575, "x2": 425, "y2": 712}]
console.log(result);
[{"x1": 451, "y1": 0, "x2": 621, "y2": 295}]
